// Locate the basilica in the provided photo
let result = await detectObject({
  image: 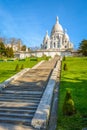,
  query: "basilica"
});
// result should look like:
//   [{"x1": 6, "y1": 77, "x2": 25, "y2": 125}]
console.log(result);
[
  {"x1": 42, "y1": 17, "x2": 73, "y2": 51},
  {"x1": 15, "y1": 17, "x2": 74, "y2": 59}
]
